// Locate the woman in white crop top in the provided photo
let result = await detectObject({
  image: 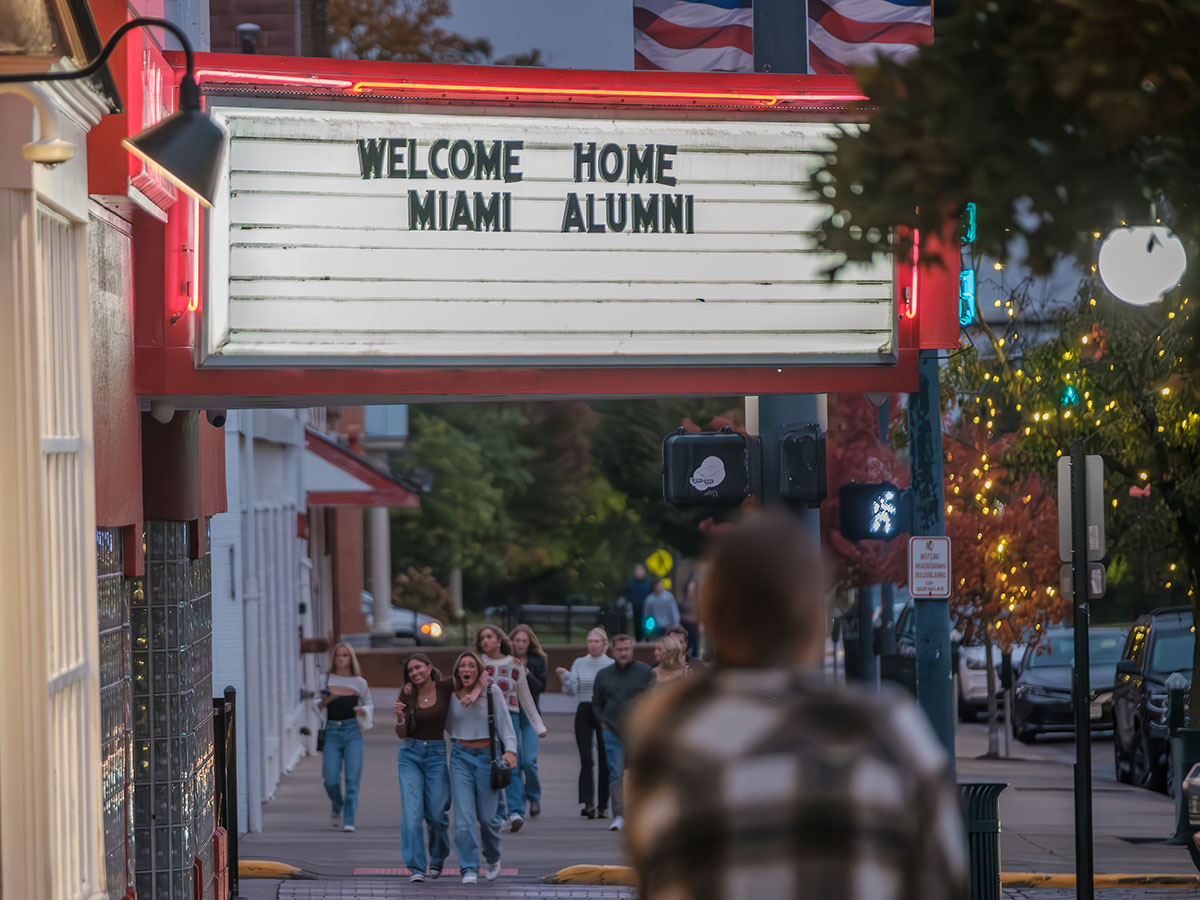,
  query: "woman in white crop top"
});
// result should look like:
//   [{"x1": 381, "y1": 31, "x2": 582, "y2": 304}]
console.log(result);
[
  {"x1": 445, "y1": 651, "x2": 516, "y2": 884},
  {"x1": 474, "y1": 625, "x2": 546, "y2": 831},
  {"x1": 317, "y1": 642, "x2": 374, "y2": 831}
]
